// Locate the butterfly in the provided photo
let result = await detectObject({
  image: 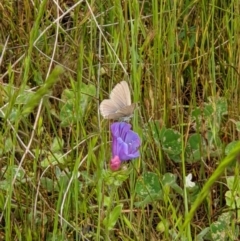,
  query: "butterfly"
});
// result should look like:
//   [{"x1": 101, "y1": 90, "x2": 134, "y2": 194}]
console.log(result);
[{"x1": 100, "y1": 81, "x2": 135, "y2": 120}]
